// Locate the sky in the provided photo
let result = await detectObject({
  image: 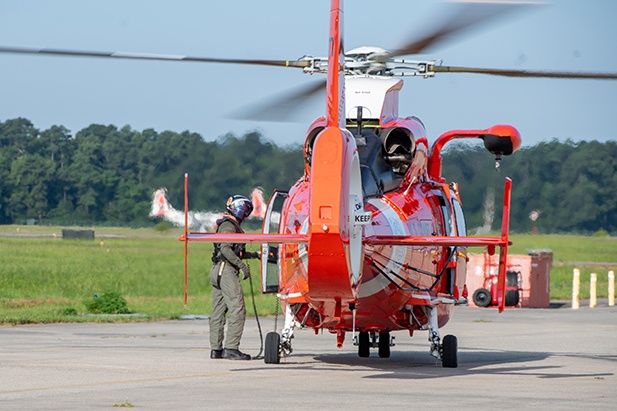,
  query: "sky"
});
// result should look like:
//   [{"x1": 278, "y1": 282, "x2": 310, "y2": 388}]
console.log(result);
[{"x1": 1, "y1": 0, "x2": 616, "y2": 148}]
